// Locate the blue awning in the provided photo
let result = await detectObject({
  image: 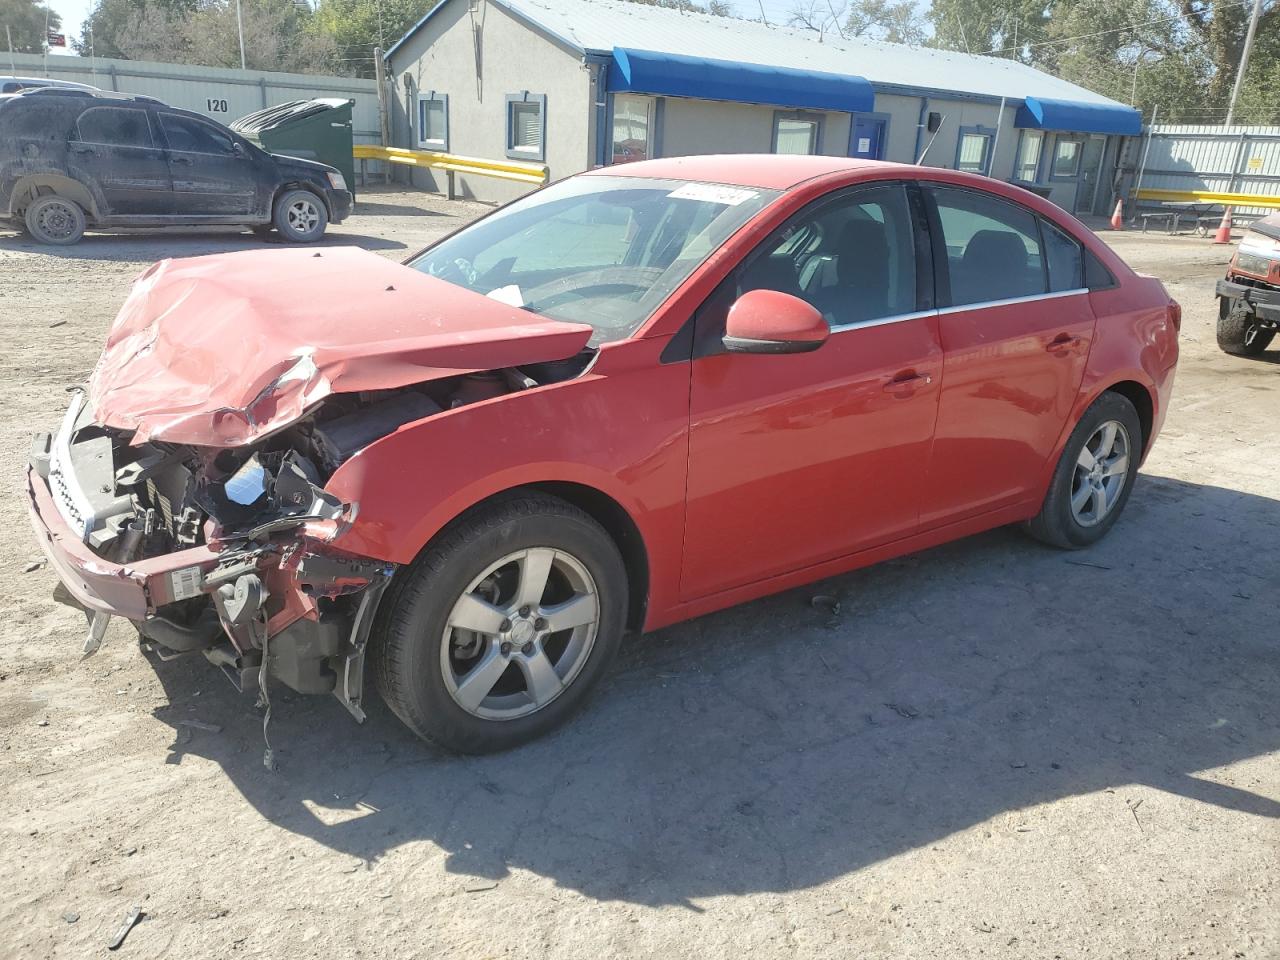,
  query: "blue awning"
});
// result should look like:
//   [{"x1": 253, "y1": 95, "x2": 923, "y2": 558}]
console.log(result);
[
  {"x1": 608, "y1": 47, "x2": 875, "y2": 114},
  {"x1": 1015, "y1": 96, "x2": 1141, "y2": 136}
]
